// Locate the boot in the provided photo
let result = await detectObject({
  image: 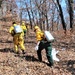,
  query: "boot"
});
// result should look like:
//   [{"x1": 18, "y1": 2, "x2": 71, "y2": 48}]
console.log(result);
[
  {"x1": 22, "y1": 50, "x2": 26, "y2": 54},
  {"x1": 47, "y1": 62, "x2": 54, "y2": 67},
  {"x1": 15, "y1": 51, "x2": 19, "y2": 54}
]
